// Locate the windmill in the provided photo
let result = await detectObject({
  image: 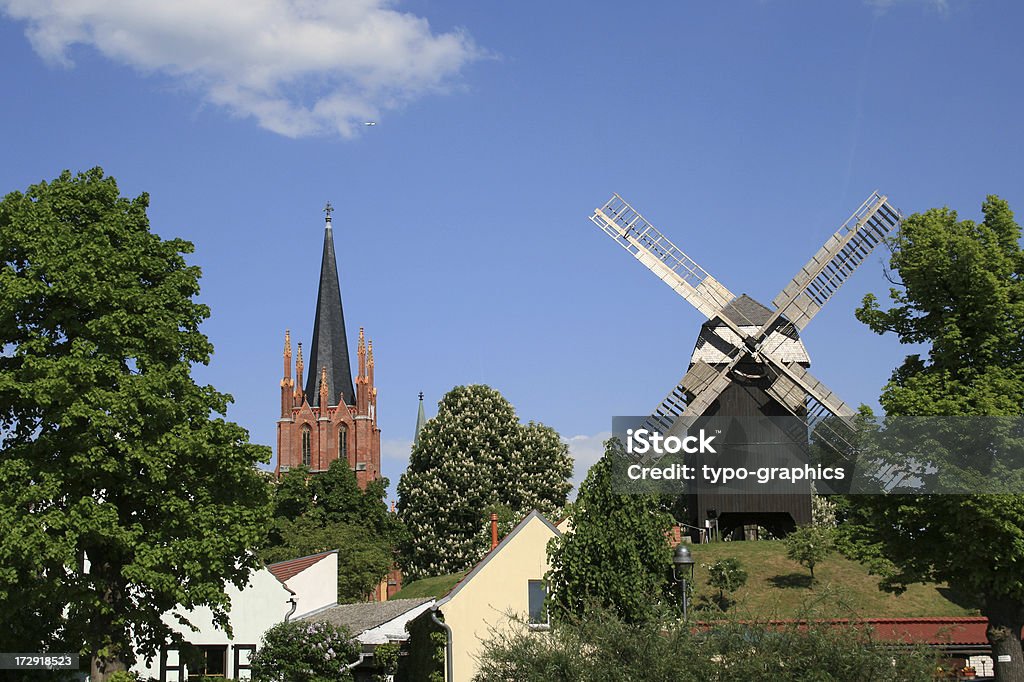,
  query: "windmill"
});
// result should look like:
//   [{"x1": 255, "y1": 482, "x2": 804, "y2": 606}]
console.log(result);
[{"x1": 590, "y1": 191, "x2": 902, "y2": 538}]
